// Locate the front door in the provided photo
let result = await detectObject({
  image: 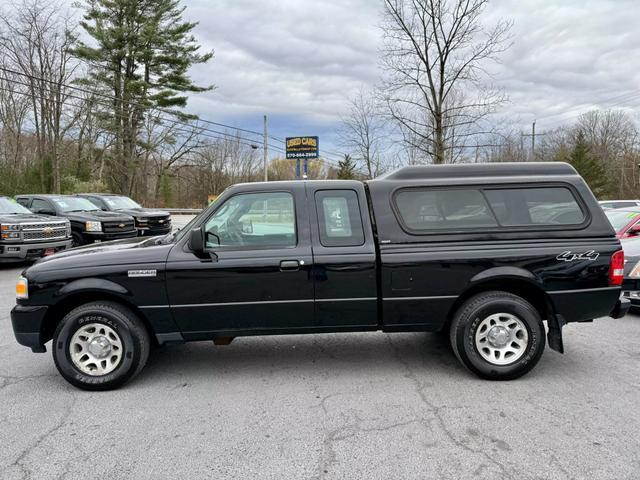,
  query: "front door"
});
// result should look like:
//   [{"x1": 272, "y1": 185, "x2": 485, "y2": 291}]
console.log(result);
[{"x1": 165, "y1": 186, "x2": 314, "y2": 338}]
